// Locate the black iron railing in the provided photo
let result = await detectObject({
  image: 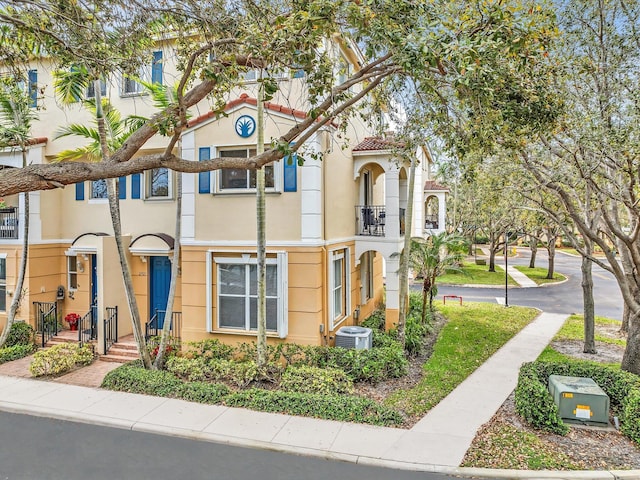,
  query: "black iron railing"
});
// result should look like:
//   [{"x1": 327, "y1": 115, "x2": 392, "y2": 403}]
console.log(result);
[
  {"x1": 145, "y1": 310, "x2": 182, "y2": 340},
  {"x1": 104, "y1": 306, "x2": 118, "y2": 353},
  {"x1": 424, "y1": 214, "x2": 439, "y2": 230},
  {"x1": 79, "y1": 304, "x2": 97, "y2": 347},
  {"x1": 34, "y1": 301, "x2": 57, "y2": 348},
  {"x1": 355, "y1": 205, "x2": 386, "y2": 237},
  {"x1": 0, "y1": 207, "x2": 18, "y2": 239}
]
